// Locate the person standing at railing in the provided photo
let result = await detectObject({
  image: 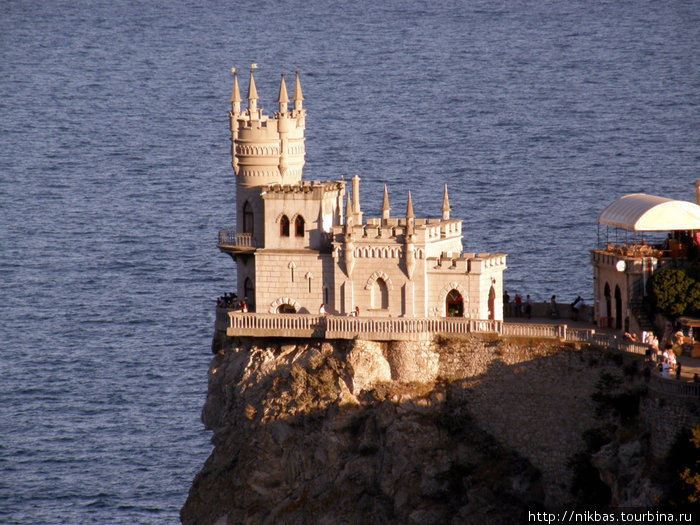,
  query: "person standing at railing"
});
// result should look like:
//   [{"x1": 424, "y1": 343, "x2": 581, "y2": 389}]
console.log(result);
[{"x1": 319, "y1": 304, "x2": 326, "y2": 315}]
